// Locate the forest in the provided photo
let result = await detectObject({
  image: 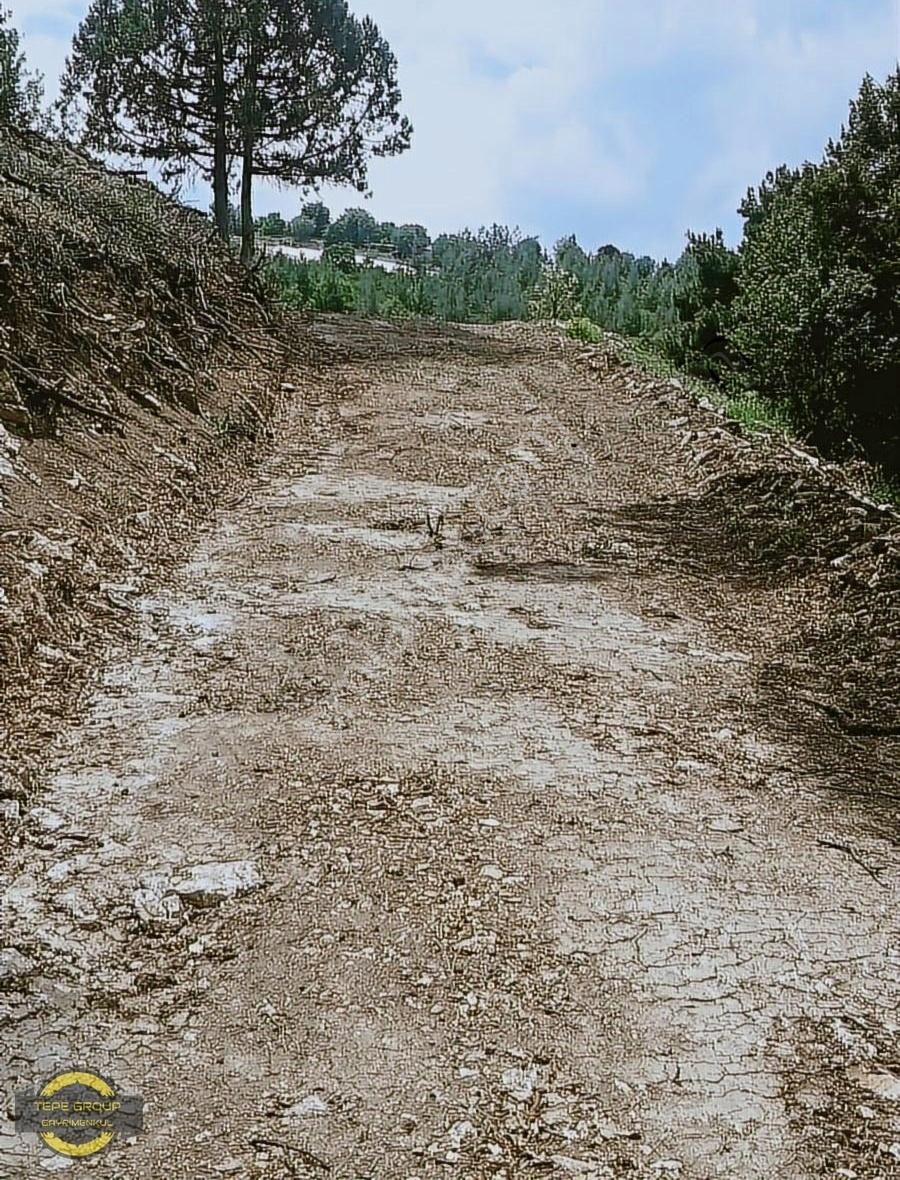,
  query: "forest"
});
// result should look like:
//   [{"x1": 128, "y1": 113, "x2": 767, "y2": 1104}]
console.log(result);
[
  {"x1": 266, "y1": 70, "x2": 900, "y2": 480},
  {"x1": 0, "y1": 0, "x2": 896, "y2": 478}
]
